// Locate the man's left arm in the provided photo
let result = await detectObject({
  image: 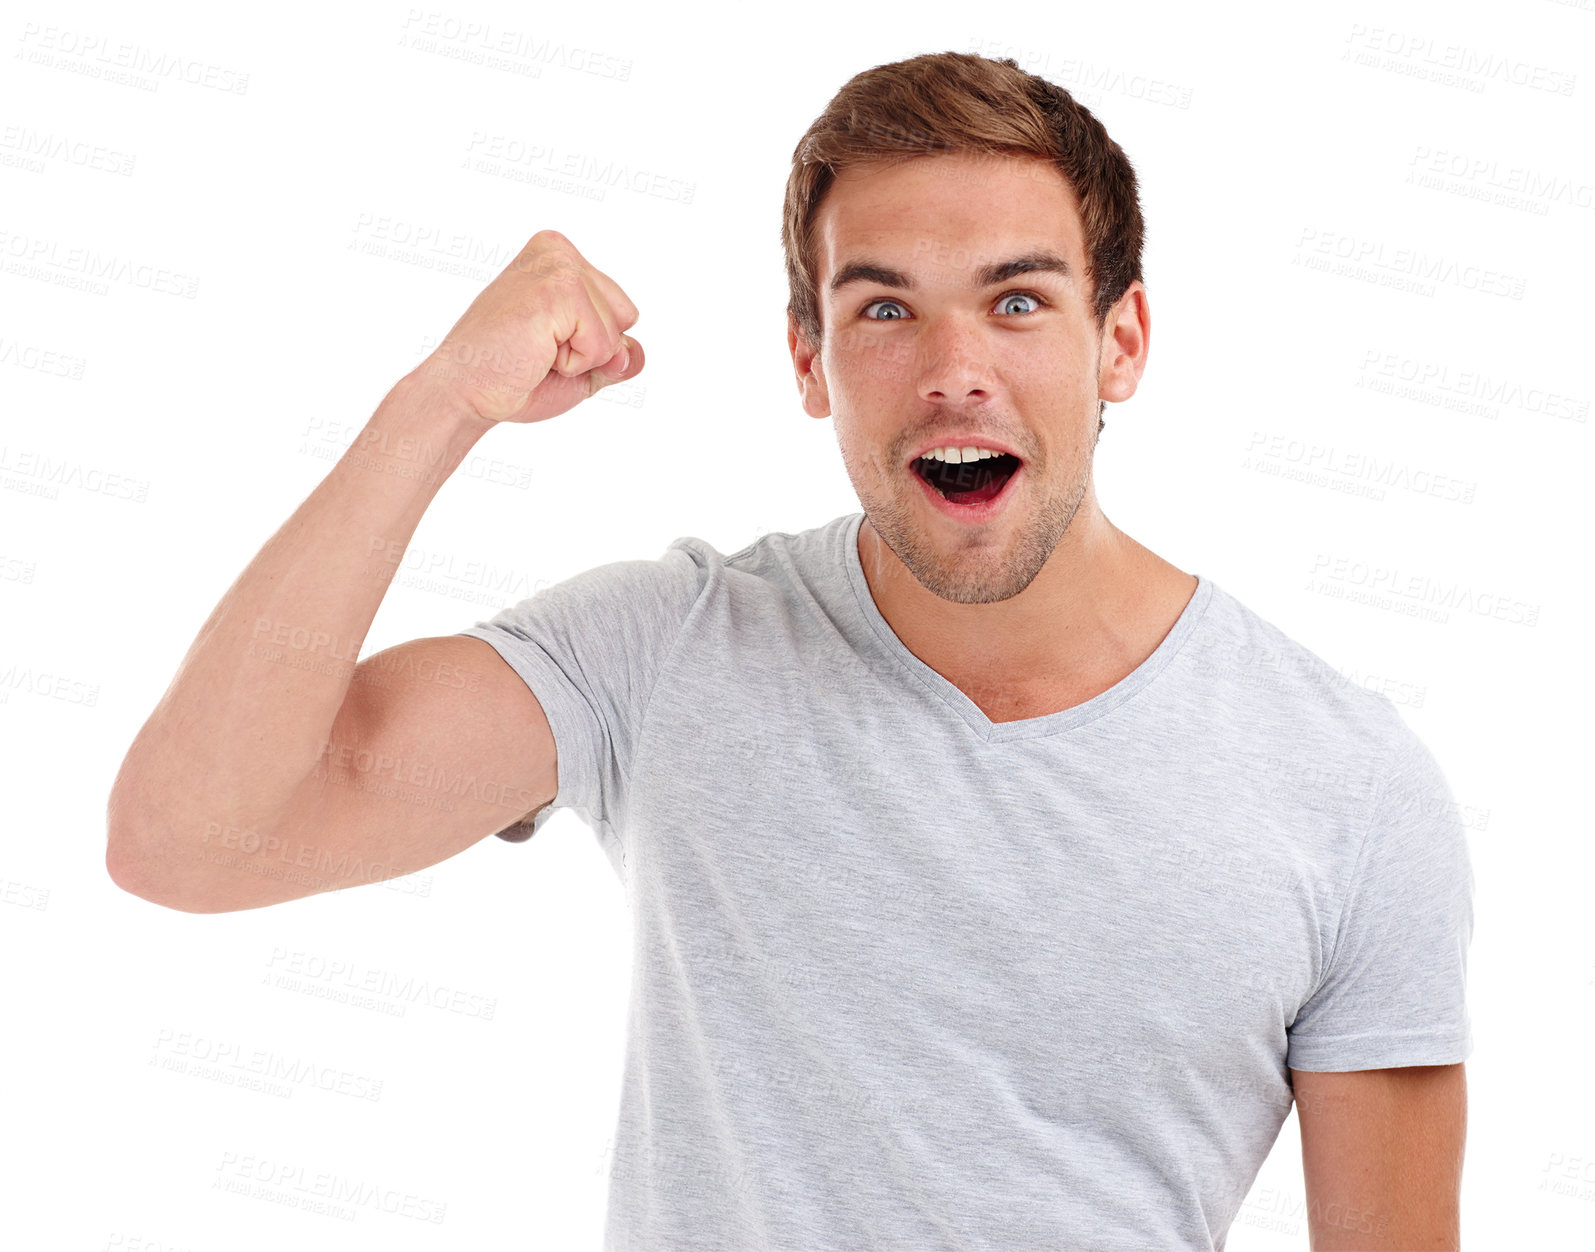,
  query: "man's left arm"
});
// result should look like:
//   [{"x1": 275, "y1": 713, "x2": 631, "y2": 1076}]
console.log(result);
[{"x1": 1291, "y1": 1062, "x2": 1467, "y2": 1251}]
